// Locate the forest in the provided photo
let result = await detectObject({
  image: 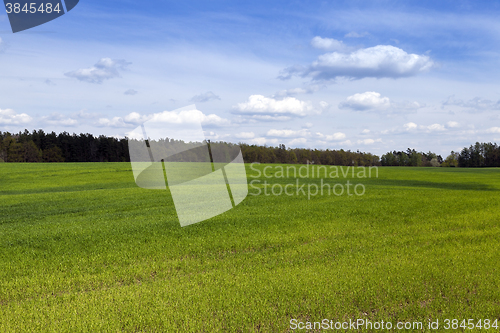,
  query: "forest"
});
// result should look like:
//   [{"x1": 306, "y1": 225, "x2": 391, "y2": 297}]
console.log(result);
[
  {"x1": 0, "y1": 130, "x2": 379, "y2": 166},
  {"x1": 0, "y1": 129, "x2": 499, "y2": 167}
]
